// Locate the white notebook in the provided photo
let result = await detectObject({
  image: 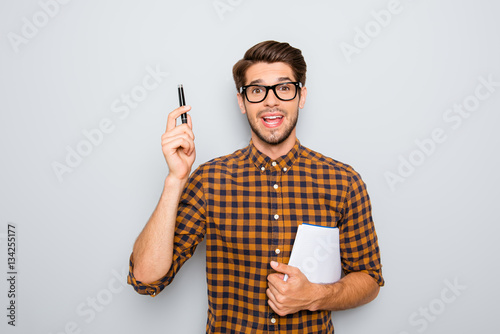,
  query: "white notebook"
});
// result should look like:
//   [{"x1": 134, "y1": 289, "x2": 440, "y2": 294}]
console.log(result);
[{"x1": 284, "y1": 223, "x2": 342, "y2": 284}]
